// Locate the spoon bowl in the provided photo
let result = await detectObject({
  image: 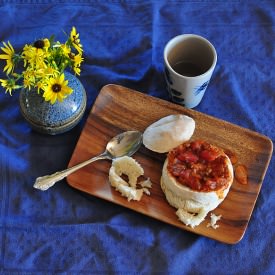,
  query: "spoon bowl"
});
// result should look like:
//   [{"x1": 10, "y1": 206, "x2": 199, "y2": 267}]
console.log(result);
[
  {"x1": 106, "y1": 130, "x2": 143, "y2": 158},
  {"x1": 33, "y1": 130, "x2": 143, "y2": 191}
]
